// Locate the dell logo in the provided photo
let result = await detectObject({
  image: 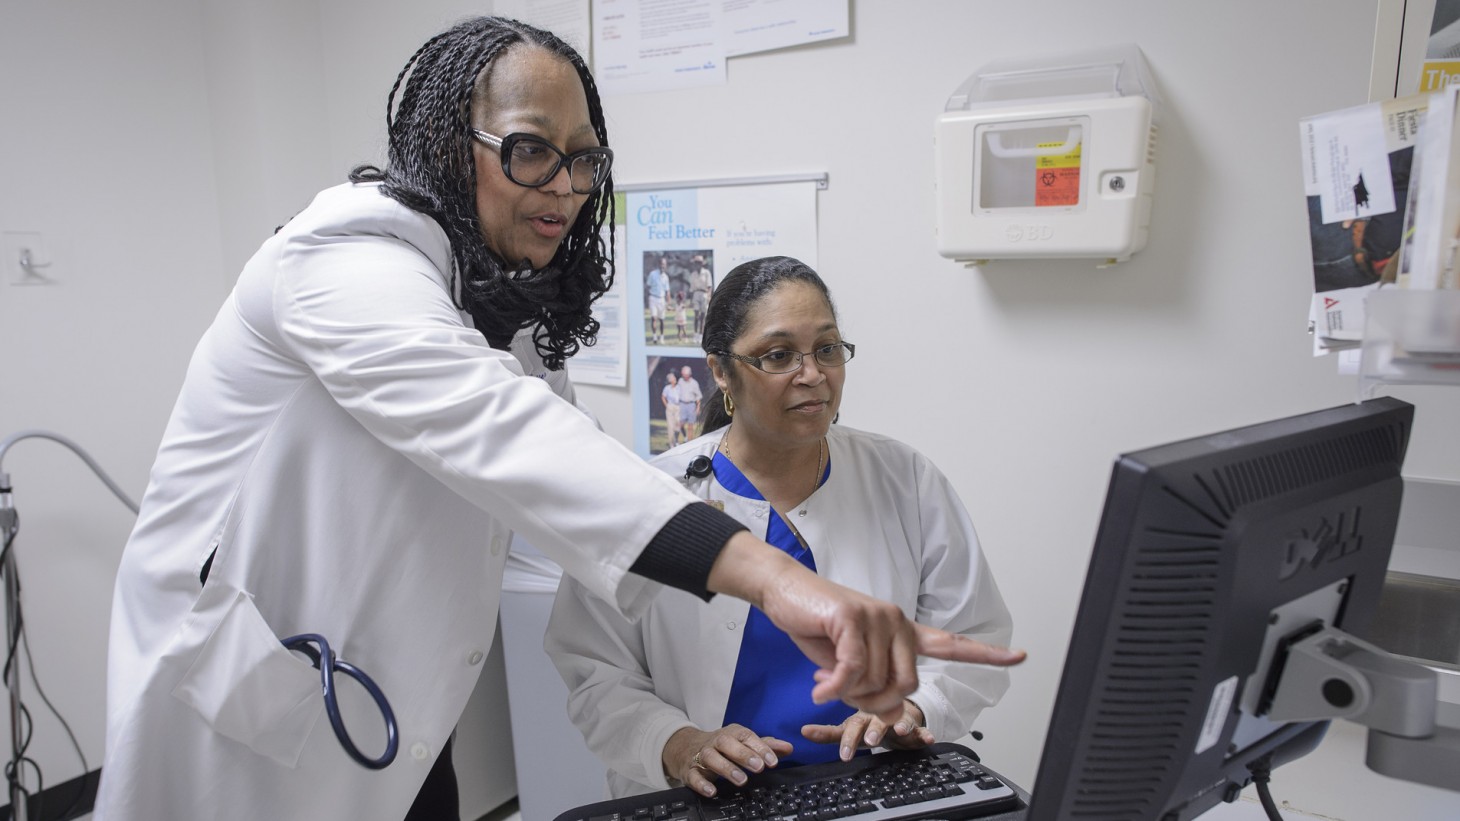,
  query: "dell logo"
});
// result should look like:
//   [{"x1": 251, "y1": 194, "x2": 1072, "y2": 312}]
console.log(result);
[
  {"x1": 1278, "y1": 514, "x2": 1362, "y2": 581},
  {"x1": 1005, "y1": 224, "x2": 1054, "y2": 243}
]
